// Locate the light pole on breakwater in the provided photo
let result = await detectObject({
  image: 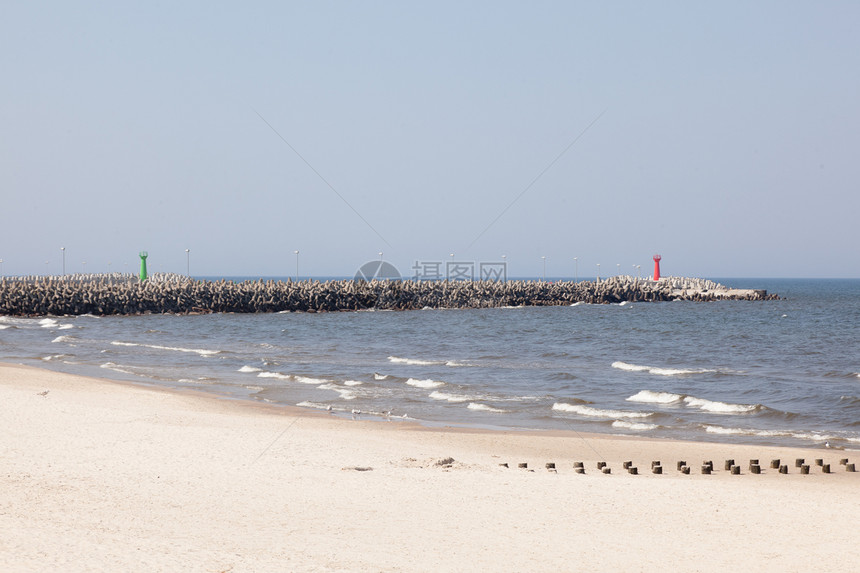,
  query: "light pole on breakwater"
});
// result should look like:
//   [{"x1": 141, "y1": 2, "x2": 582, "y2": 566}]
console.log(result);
[{"x1": 294, "y1": 250, "x2": 300, "y2": 281}]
